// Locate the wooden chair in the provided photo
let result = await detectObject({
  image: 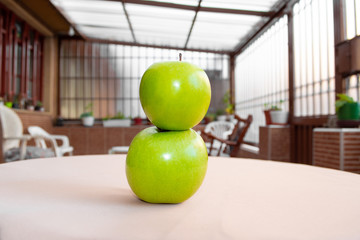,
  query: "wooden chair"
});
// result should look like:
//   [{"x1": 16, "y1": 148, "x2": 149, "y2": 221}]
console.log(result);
[{"x1": 201, "y1": 114, "x2": 253, "y2": 157}]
